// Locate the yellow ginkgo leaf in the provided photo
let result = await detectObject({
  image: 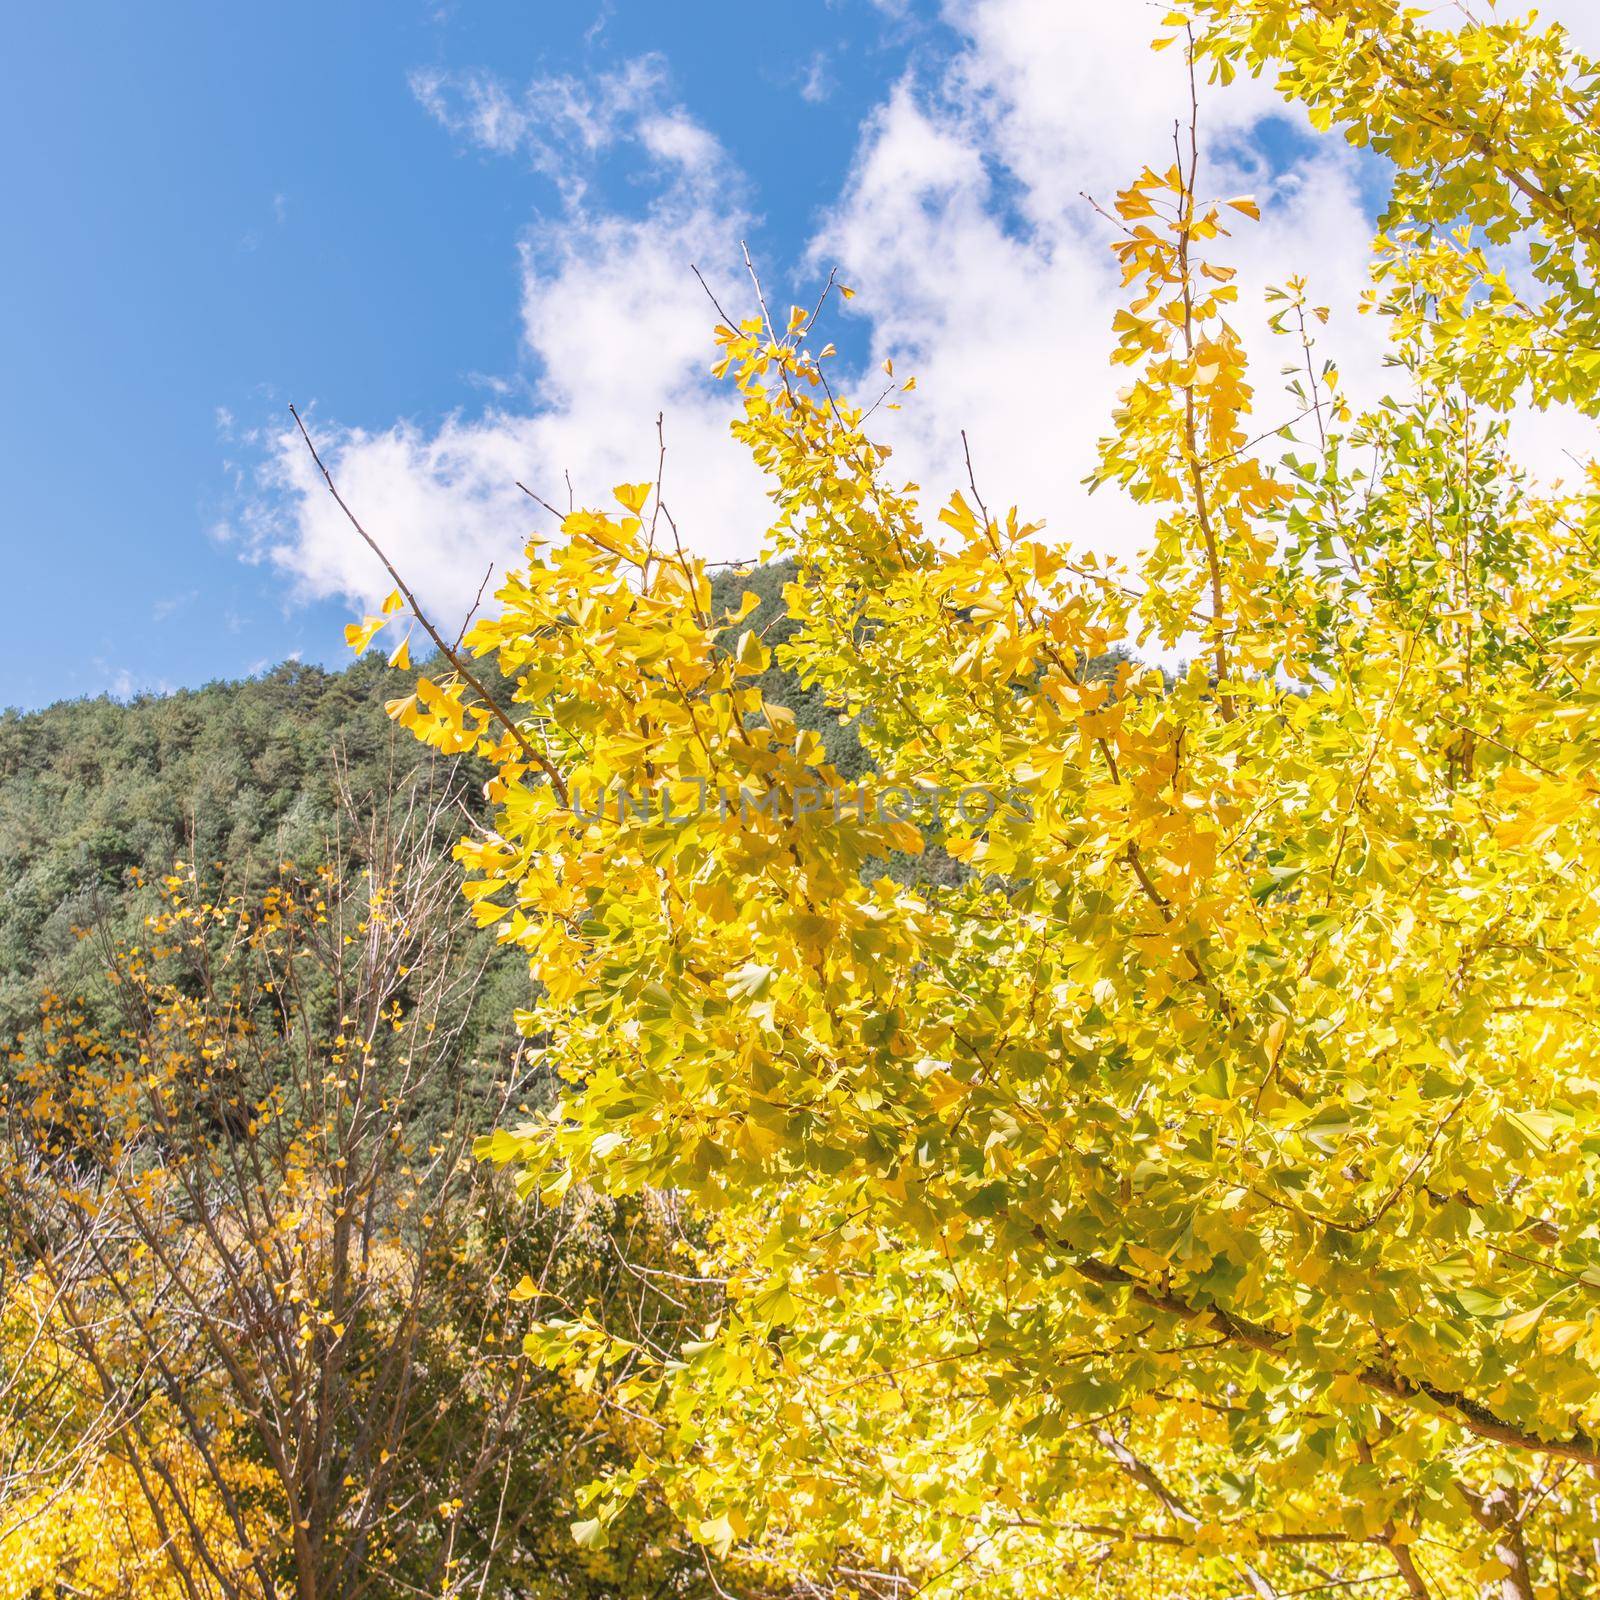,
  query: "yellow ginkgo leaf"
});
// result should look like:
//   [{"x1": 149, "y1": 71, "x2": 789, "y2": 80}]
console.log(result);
[
  {"x1": 344, "y1": 615, "x2": 385, "y2": 654},
  {"x1": 613, "y1": 482, "x2": 652, "y2": 516}
]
